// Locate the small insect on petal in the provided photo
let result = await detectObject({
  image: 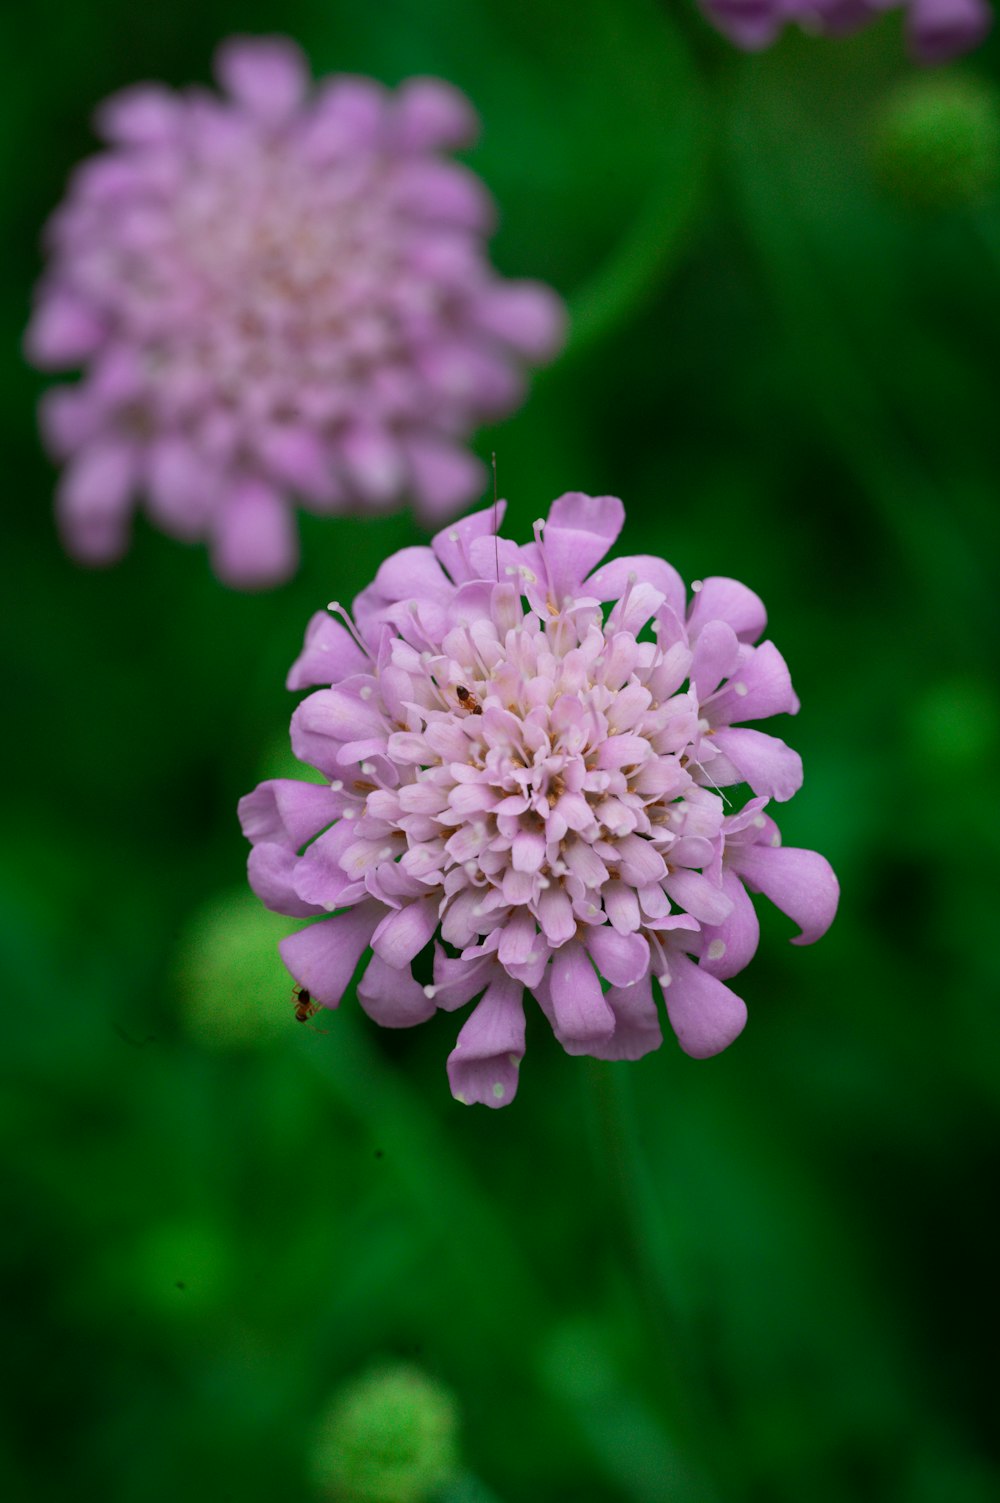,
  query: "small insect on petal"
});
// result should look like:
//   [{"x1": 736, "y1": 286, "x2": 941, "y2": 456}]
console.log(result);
[
  {"x1": 455, "y1": 684, "x2": 483, "y2": 714},
  {"x1": 292, "y1": 983, "x2": 317, "y2": 1022},
  {"x1": 292, "y1": 984, "x2": 329, "y2": 1033}
]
